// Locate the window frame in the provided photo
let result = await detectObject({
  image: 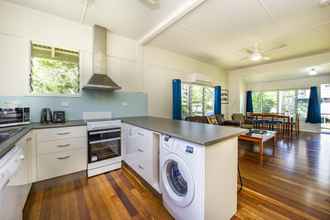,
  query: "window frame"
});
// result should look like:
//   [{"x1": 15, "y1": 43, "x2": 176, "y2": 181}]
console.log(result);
[
  {"x1": 29, "y1": 41, "x2": 82, "y2": 97},
  {"x1": 321, "y1": 84, "x2": 330, "y2": 129},
  {"x1": 252, "y1": 88, "x2": 311, "y2": 118},
  {"x1": 181, "y1": 82, "x2": 215, "y2": 118}
]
